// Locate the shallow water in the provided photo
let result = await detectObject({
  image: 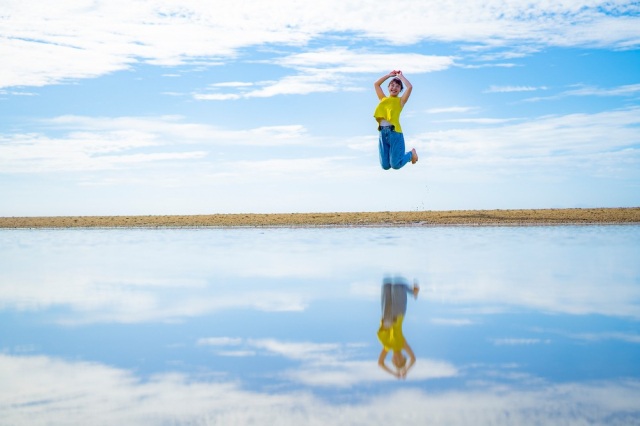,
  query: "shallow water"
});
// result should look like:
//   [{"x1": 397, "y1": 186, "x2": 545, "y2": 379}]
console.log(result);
[{"x1": 1, "y1": 226, "x2": 639, "y2": 425}]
